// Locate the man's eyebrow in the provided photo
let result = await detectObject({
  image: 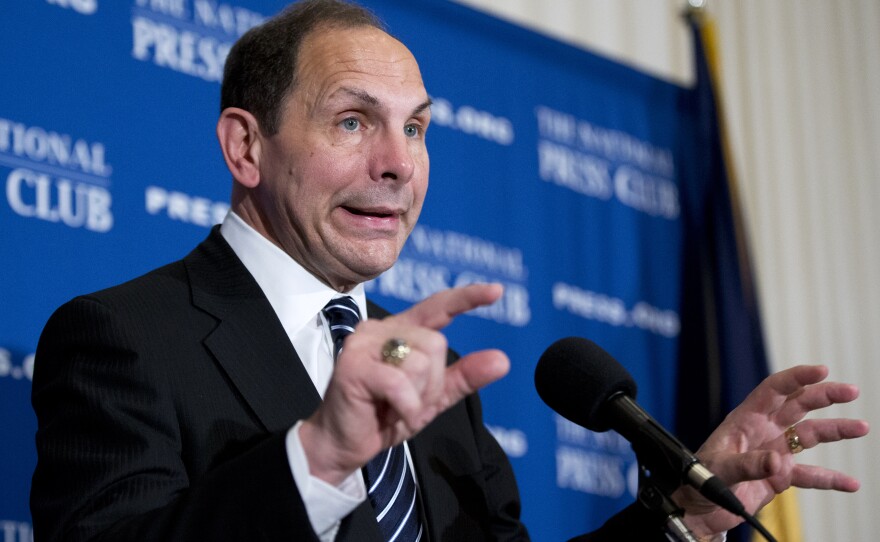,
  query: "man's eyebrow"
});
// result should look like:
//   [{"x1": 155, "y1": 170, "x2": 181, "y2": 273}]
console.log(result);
[
  {"x1": 336, "y1": 86, "x2": 380, "y2": 107},
  {"x1": 332, "y1": 87, "x2": 432, "y2": 117},
  {"x1": 413, "y1": 99, "x2": 432, "y2": 117}
]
